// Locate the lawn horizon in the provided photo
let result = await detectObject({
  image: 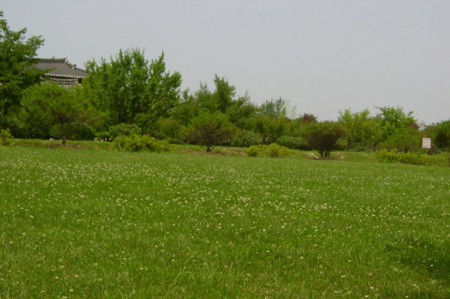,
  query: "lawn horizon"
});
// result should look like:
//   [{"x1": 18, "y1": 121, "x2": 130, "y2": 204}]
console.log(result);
[{"x1": 1, "y1": 146, "x2": 449, "y2": 297}]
